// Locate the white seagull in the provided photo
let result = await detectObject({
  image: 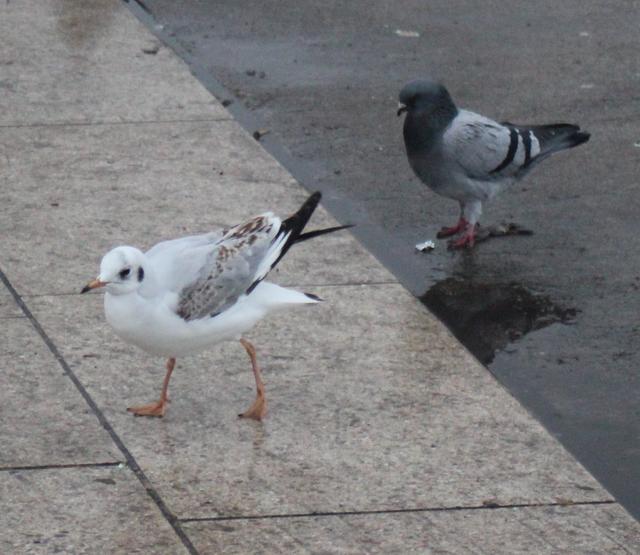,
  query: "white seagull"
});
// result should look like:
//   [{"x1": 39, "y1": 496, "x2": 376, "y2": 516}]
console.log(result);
[{"x1": 81, "y1": 192, "x2": 349, "y2": 420}]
